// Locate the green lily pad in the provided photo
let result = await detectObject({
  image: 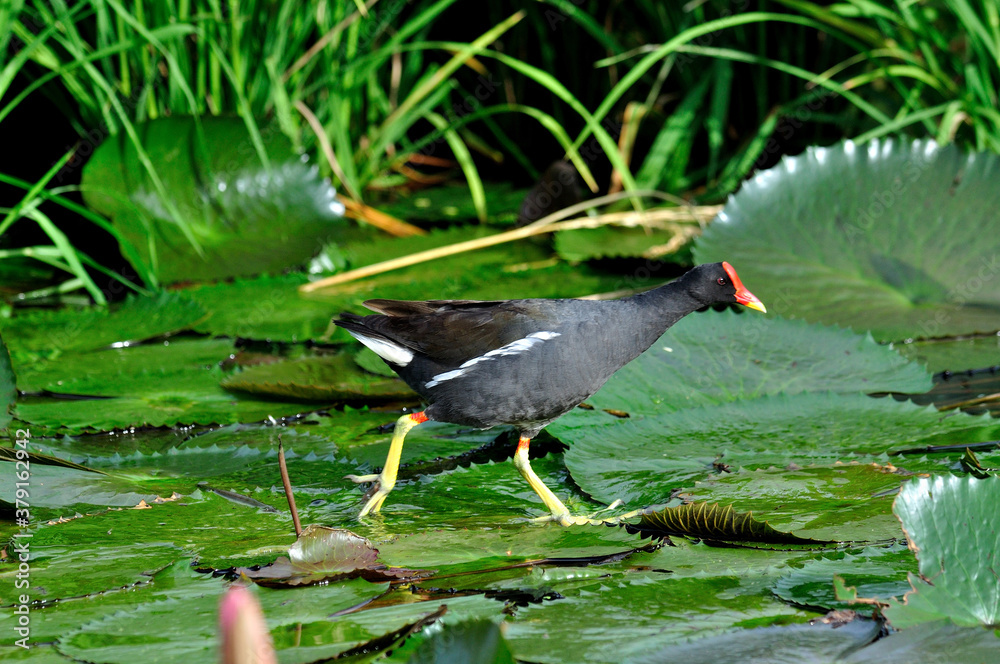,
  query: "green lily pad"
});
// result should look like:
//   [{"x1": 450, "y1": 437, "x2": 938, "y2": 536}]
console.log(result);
[
  {"x1": 13, "y1": 337, "x2": 235, "y2": 395},
  {"x1": 184, "y1": 273, "x2": 345, "y2": 342},
  {"x1": 81, "y1": 116, "x2": 345, "y2": 284},
  {"x1": 12, "y1": 376, "x2": 319, "y2": 434},
  {"x1": 893, "y1": 335, "x2": 1000, "y2": 373},
  {"x1": 550, "y1": 311, "x2": 1000, "y2": 507},
  {"x1": 376, "y1": 183, "x2": 525, "y2": 224},
  {"x1": 408, "y1": 620, "x2": 516, "y2": 664},
  {"x1": 841, "y1": 620, "x2": 1000, "y2": 661},
  {"x1": 627, "y1": 501, "x2": 830, "y2": 545},
  {"x1": 772, "y1": 545, "x2": 916, "y2": 613},
  {"x1": 220, "y1": 352, "x2": 416, "y2": 401},
  {"x1": 53, "y1": 559, "x2": 502, "y2": 664},
  {"x1": 695, "y1": 139, "x2": 1000, "y2": 342},
  {"x1": 10, "y1": 336, "x2": 321, "y2": 433},
  {"x1": 554, "y1": 224, "x2": 693, "y2": 262},
  {"x1": 505, "y1": 571, "x2": 808, "y2": 663},
  {"x1": 677, "y1": 464, "x2": 914, "y2": 542},
  {"x1": 0, "y1": 332, "x2": 13, "y2": 432},
  {"x1": 883, "y1": 475, "x2": 1000, "y2": 628},
  {"x1": 625, "y1": 617, "x2": 880, "y2": 664},
  {"x1": 0, "y1": 462, "x2": 159, "y2": 510},
  {"x1": 239, "y1": 525, "x2": 430, "y2": 587},
  {"x1": 0, "y1": 292, "x2": 206, "y2": 355}
]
